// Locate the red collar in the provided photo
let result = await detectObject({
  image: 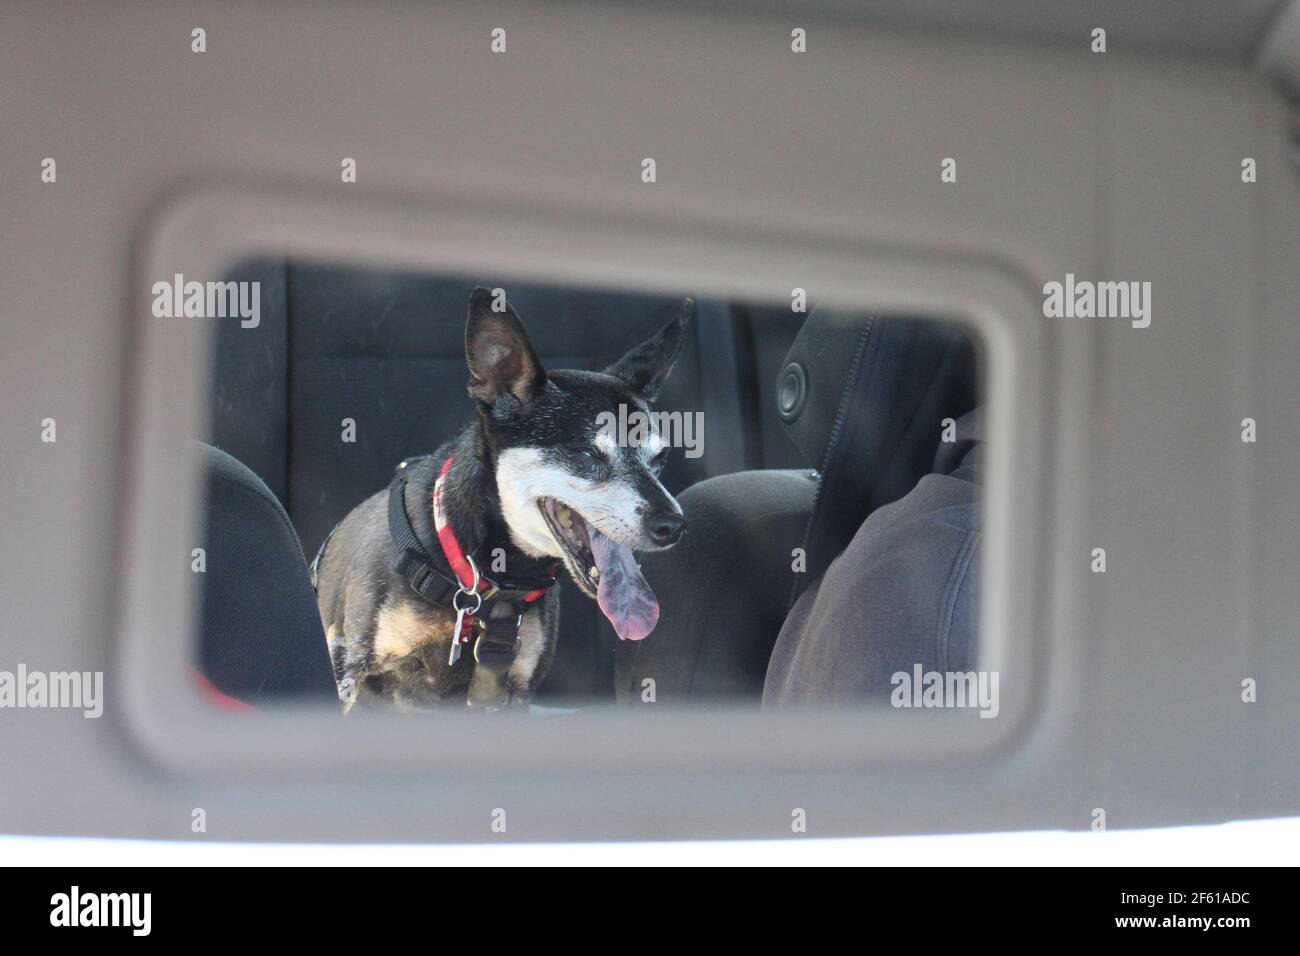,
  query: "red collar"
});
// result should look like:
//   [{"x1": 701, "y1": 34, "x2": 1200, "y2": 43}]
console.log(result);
[{"x1": 433, "y1": 455, "x2": 552, "y2": 604}]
